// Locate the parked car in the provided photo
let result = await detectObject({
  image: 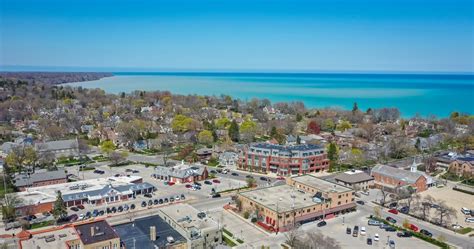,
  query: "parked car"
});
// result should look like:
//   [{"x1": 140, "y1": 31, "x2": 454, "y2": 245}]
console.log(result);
[
  {"x1": 368, "y1": 219, "x2": 380, "y2": 226},
  {"x1": 260, "y1": 176, "x2": 267, "y2": 181},
  {"x1": 154, "y1": 199, "x2": 159, "y2": 205},
  {"x1": 148, "y1": 200, "x2": 153, "y2": 206},
  {"x1": 68, "y1": 214, "x2": 78, "y2": 222},
  {"x1": 385, "y1": 227, "x2": 397, "y2": 232},
  {"x1": 123, "y1": 204, "x2": 129, "y2": 211},
  {"x1": 212, "y1": 179, "x2": 221, "y2": 183},
  {"x1": 79, "y1": 214, "x2": 85, "y2": 220},
  {"x1": 70, "y1": 206, "x2": 79, "y2": 212},
  {"x1": 231, "y1": 172, "x2": 239, "y2": 176},
  {"x1": 111, "y1": 207, "x2": 117, "y2": 213},
  {"x1": 407, "y1": 224, "x2": 419, "y2": 232},
  {"x1": 461, "y1": 207, "x2": 471, "y2": 215},
  {"x1": 399, "y1": 206, "x2": 409, "y2": 214},
  {"x1": 388, "y1": 202, "x2": 397, "y2": 208},
  {"x1": 317, "y1": 221, "x2": 327, "y2": 227},
  {"x1": 92, "y1": 210, "x2": 99, "y2": 217},
  {"x1": 353, "y1": 226, "x2": 359, "y2": 237},
  {"x1": 397, "y1": 231, "x2": 412, "y2": 237},
  {"x1": 379, "y1": 224, "x2": 391, "y2": 230},
  {"x1": 85, "y1": 211, "x2": 91, "y2": 219},
  {"x1": 246, "y1": 175, "x2": 254, "y2": 179},
  {"x1": 389, "y1": 240, "x2": 395, "y2": 249},
  {"x1": 212, "y1": 193, "x2": 221, "y2": 198},
  {"x1": 420, "y1": 229, "x2": 432, "y2": 237},
  {"x1": 222, "y1": 169, "x2": 228, "y2": 174},
  {"x1": 130, "y1": 204, "x2": 136, "y2": 210},
  {"x1": 125, "y1": 169, "x2": 133, "y2": 172},
  {"x1": 204, "y1": 180, "x2": 212, "y2": 185},
  {"x1": 194, "y1": 182, "x2": 202, "y2": 186},
  {"x1": 118, "y1": 206, "x2": 124, "y2": 212},
  {"x1": 141, "y1": 201, "x2": 147, "y2": 207},
  {"x1": 210, "y1": 170, "x2": 217, "y2": 174},
  {"x1": 386, "y1": 216, "x2": 397, "y2": 223},
  {"x1": 158, "y1": 199, "x2": 164, "y2": 204},
  {"x1": 132, "y1": 170, "x2": 139, "y2": 173},
  {"x1": 144, "y1": 193, "x2": 153, "y2": 198},
  {"x1": 114, "y1": 173, "x2": 121, "y2": 177},
  {"x1": 360, "y1": 226, "x2": 366, "y2": 235},
  {"x1": 175, "y1": 195, "x2": 181, "y2": 200},
  {"x1": 276, "y1": 176, "x2": 285, "y2": 180},
  {"x1": 466, "y1": 217, "x2": 474, "y2": 223},
  {"x1": 99, "y1": 210, "x2": 105, "y2": 216},
  {"x1": 374, "y1": 233, "x2": 379, "y2": 241},
  {"x1": 346, "y1": 227, "x2": 352, "y2": 234},
  {"x1": 388, "y1": 209, "x2": 399, "y2": 215},
  {"x1": 185, "y1": 184, "x2": 192, "y2": 188},
  {"x1": 164, "y1": 198, "x2": 169, "y2": 203},
  {"x1": 170, "y1": 197, "x2": 175, "y2": 202},
  {"x1": 197, "y1": 212, "x2": 206, "y2": 219},
  {"x1": 356, "y1": 200, "x2": 365, "y2": 205},
  {"x1": 367, "y1": 238, "x2": 372, "y2": 245},
  {"x1": 77, "y1": 204, "x2": 85, "y2": 210},
  {"x1": 168, "y1": 182, "x2": 175, "y2": 186}
]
